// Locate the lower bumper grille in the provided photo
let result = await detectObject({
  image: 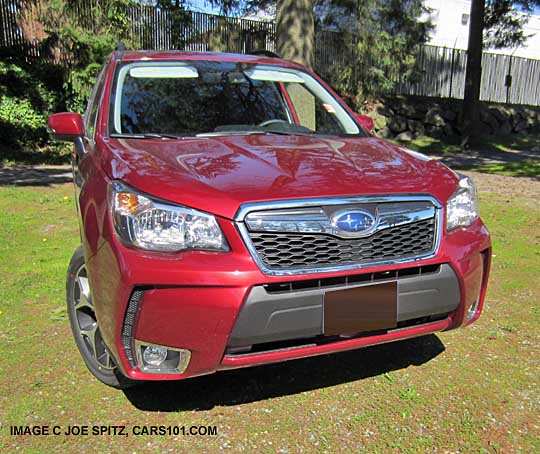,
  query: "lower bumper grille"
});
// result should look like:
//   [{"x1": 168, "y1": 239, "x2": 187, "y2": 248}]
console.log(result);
[
  {"x1": 121, "y1": 289, "x2": 144, "y2": 367},
  {"x1": 249, "y1": 218, "x2": 435, "y2": 271},
  {"x1": 227, "y1": 263, "x2": 460, "y2": 349},
  {"x1": 263, "y1": 263, "x2": 441, "y2": 293}
]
